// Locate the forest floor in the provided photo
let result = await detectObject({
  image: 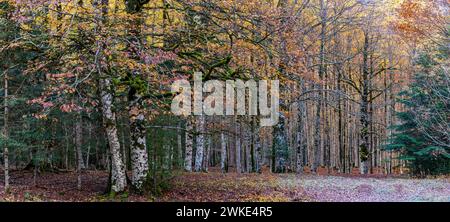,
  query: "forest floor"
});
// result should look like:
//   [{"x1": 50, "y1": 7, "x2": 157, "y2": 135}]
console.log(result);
[{"x1": 0, "y1": 168, "x2": 449, "y2": 202}]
